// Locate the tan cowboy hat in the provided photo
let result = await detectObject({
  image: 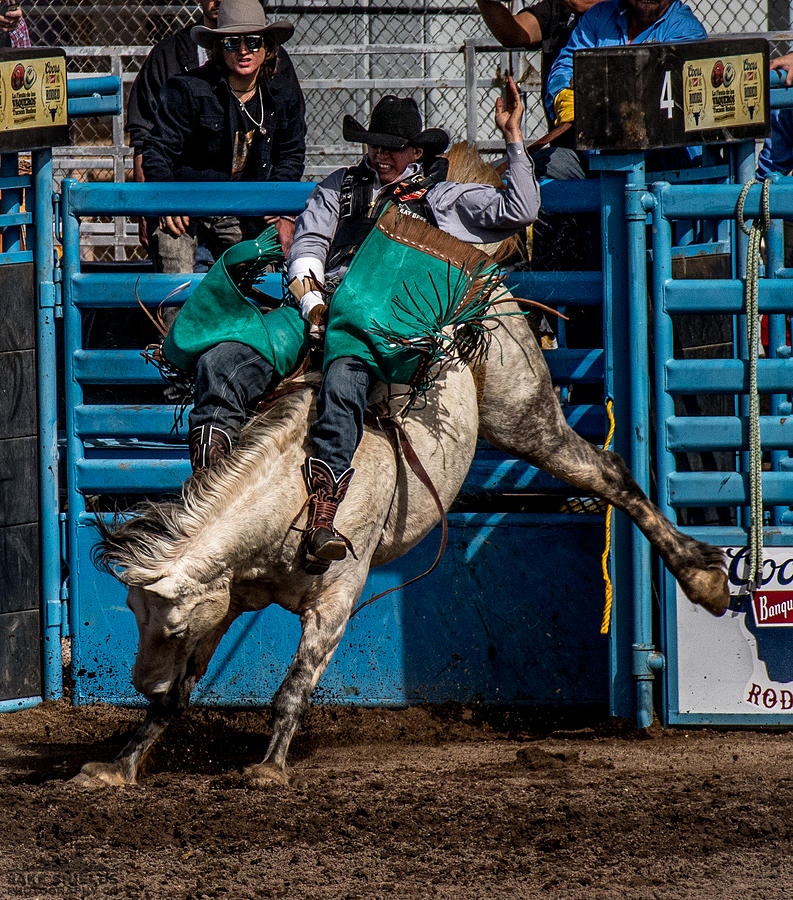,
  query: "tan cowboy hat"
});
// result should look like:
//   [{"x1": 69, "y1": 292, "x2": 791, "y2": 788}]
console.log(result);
[{"x1": 192, "y1": 0, "x2": 294, "y2": 48}]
